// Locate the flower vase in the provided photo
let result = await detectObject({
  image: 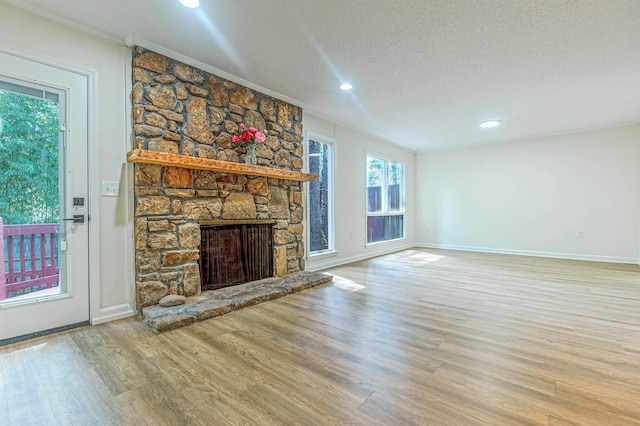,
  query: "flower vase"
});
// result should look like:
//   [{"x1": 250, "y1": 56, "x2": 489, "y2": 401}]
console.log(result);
[{"x1": 245, "y1": 143, "x2": 257, "y2": 165}]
